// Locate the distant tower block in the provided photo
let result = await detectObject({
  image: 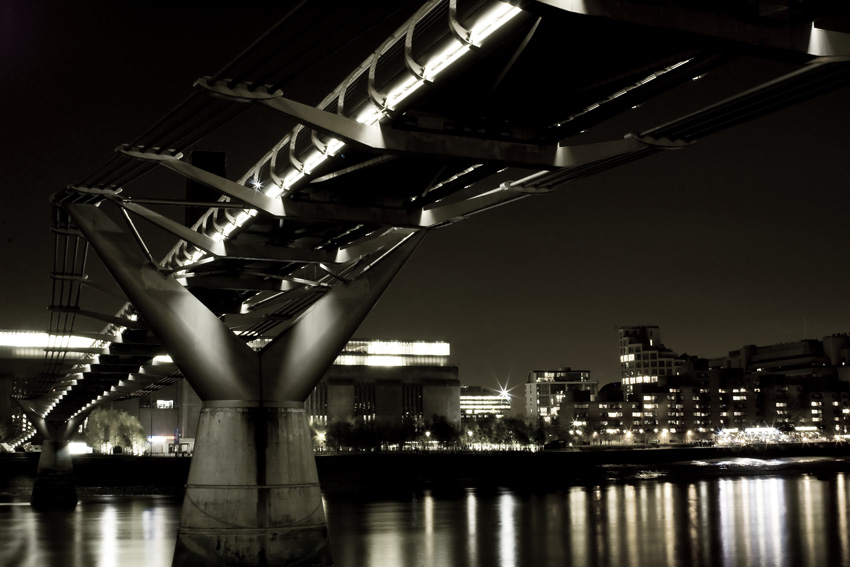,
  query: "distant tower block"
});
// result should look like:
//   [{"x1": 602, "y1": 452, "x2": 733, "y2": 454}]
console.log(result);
[{"x1": 618, "y1": 326, "x2": 683, "y2": 398}]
